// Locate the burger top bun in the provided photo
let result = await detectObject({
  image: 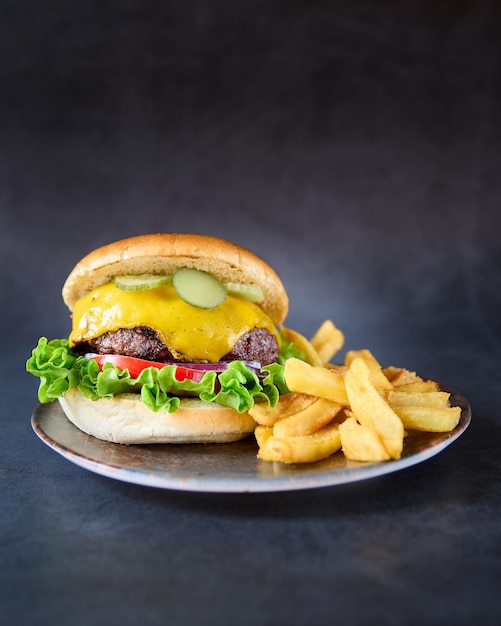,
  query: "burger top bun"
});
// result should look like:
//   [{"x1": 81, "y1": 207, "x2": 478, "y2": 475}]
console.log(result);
[
  {"x1": 62, "y1": 233, "x2": 288, "y2": 325},
  {"x1": 59, "y1": 389, "x2": 257, "y2": 444}
]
